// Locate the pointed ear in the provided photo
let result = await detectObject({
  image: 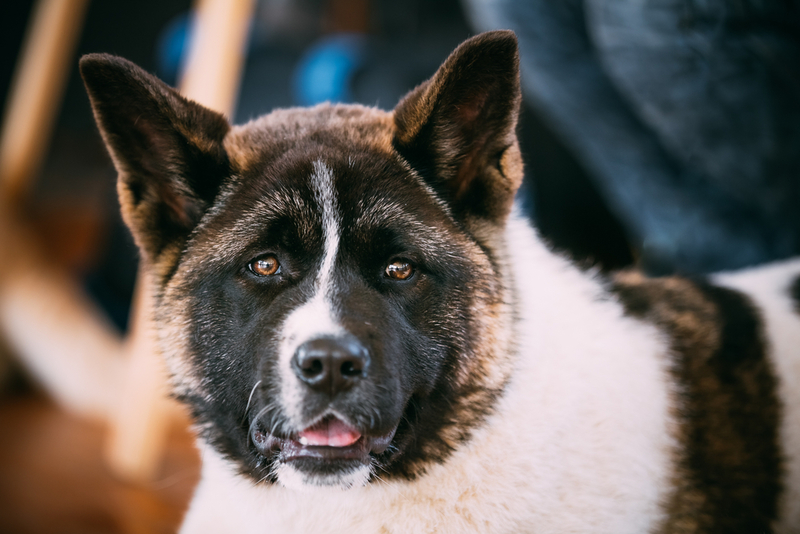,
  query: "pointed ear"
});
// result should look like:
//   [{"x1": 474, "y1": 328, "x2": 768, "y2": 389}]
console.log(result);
[
  {"x1": 393, "y1": 30, "x2": 522, "y2": 221},
  {"x1": 80, "y1": 53, "x2": 230, "y2": 267}
]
